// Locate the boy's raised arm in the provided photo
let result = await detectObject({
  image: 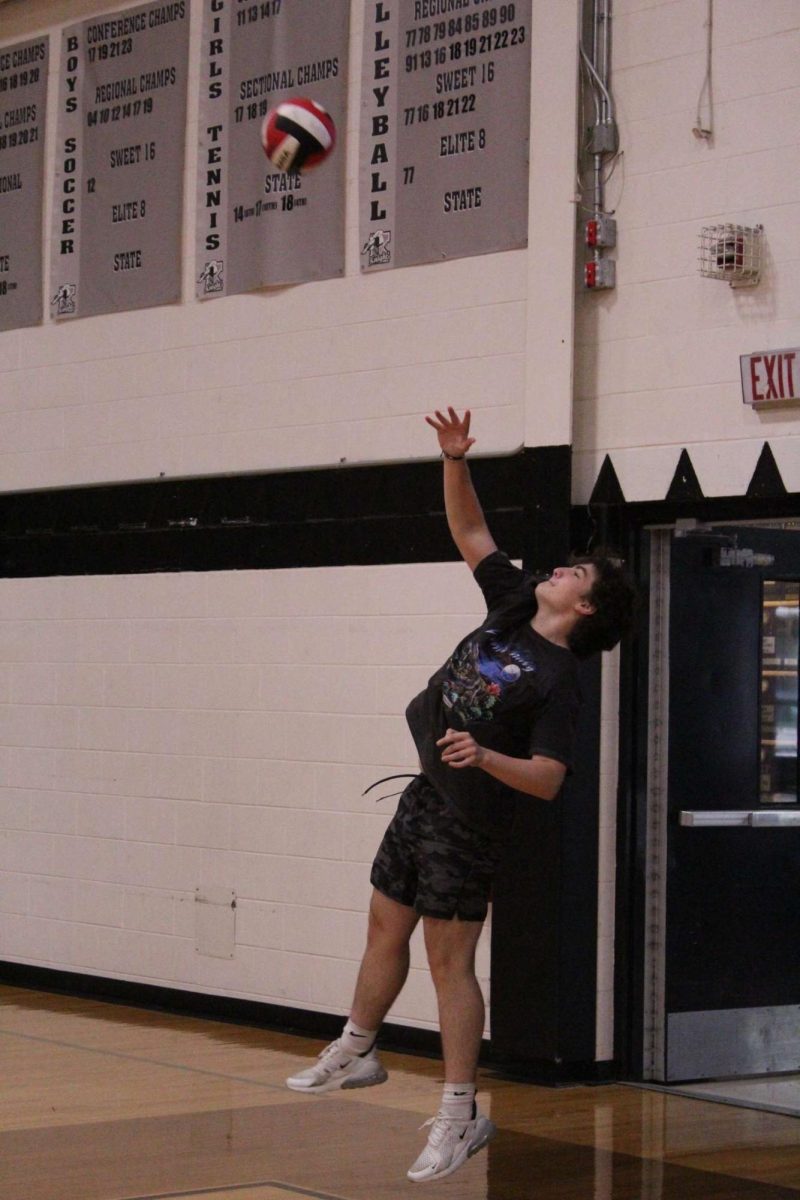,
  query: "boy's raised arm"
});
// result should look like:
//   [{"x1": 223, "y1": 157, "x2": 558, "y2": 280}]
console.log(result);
[{"x1": 425, "y1": 407, "x2": 497, "y2": 573}]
